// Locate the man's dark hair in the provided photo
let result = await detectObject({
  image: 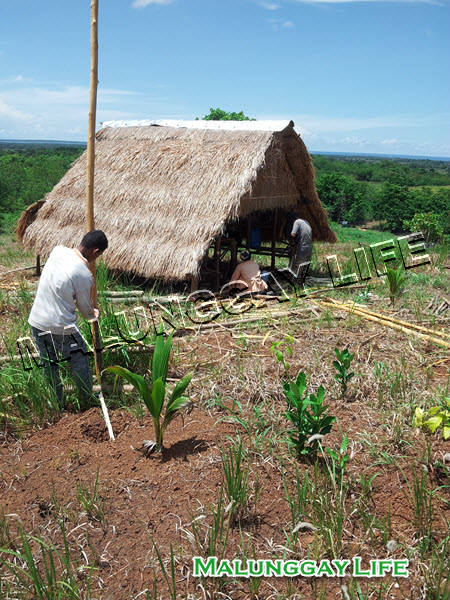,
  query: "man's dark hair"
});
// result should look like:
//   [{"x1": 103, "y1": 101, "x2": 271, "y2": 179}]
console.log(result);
[{"x1": 81, "y1": 230, "x2": 108, "y2": 251}]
